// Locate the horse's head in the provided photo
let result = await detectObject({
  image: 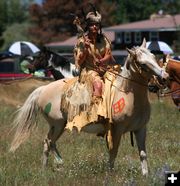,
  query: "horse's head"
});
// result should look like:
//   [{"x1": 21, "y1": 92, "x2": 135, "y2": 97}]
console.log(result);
[
  {"x1": 33, "y1": 49, "x2": 50, "y2": 70},
  {"x1": 126, "y1": 38, "x2": 169, "y2": 81}
]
